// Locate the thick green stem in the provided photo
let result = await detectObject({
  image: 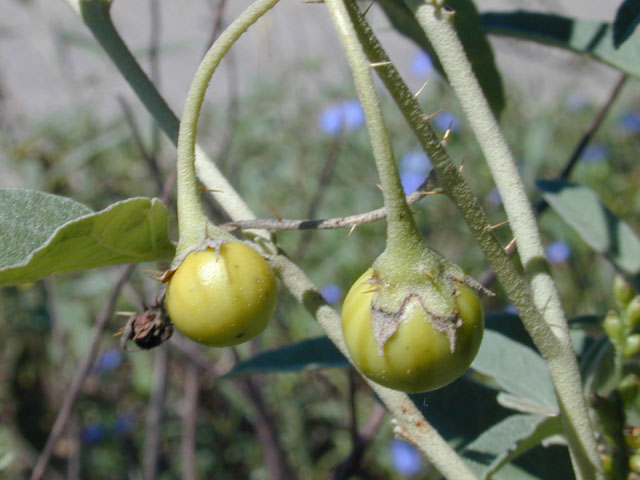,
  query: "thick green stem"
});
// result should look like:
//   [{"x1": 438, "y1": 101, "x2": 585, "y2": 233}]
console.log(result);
[
  {"x1": 412, "y1": 4, "x2": 601, "y2": 479},
  {"x1": 323, "y1": 0, "x2": 422, "y2": 264},
  {"x1": 174, "y1": 0, "x2": 279, "y2": 259},
  {"x1": 64, "y1": 0, "x2": 270, "y2": 245}
]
